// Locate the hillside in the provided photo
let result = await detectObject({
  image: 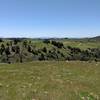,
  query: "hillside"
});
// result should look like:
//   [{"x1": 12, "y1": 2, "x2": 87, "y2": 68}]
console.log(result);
[
  {"x1": 90, "y1": 36, "x2": 100, "y2": 41},
  {"x1": 0, "y1": 38, "x2": 100, "y2": 63}
]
